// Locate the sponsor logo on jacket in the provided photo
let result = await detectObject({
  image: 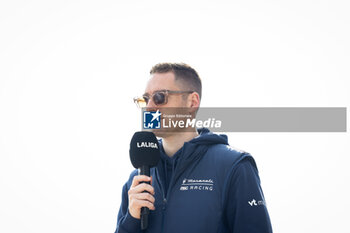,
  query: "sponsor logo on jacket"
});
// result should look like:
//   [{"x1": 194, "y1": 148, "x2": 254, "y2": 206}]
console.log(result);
[
  {"x1": 248, "y1": 199, "x2": 265, "y2": 207},
  {"x1": 180, "y1": 178, "x2": 214, "y2": 191}
]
